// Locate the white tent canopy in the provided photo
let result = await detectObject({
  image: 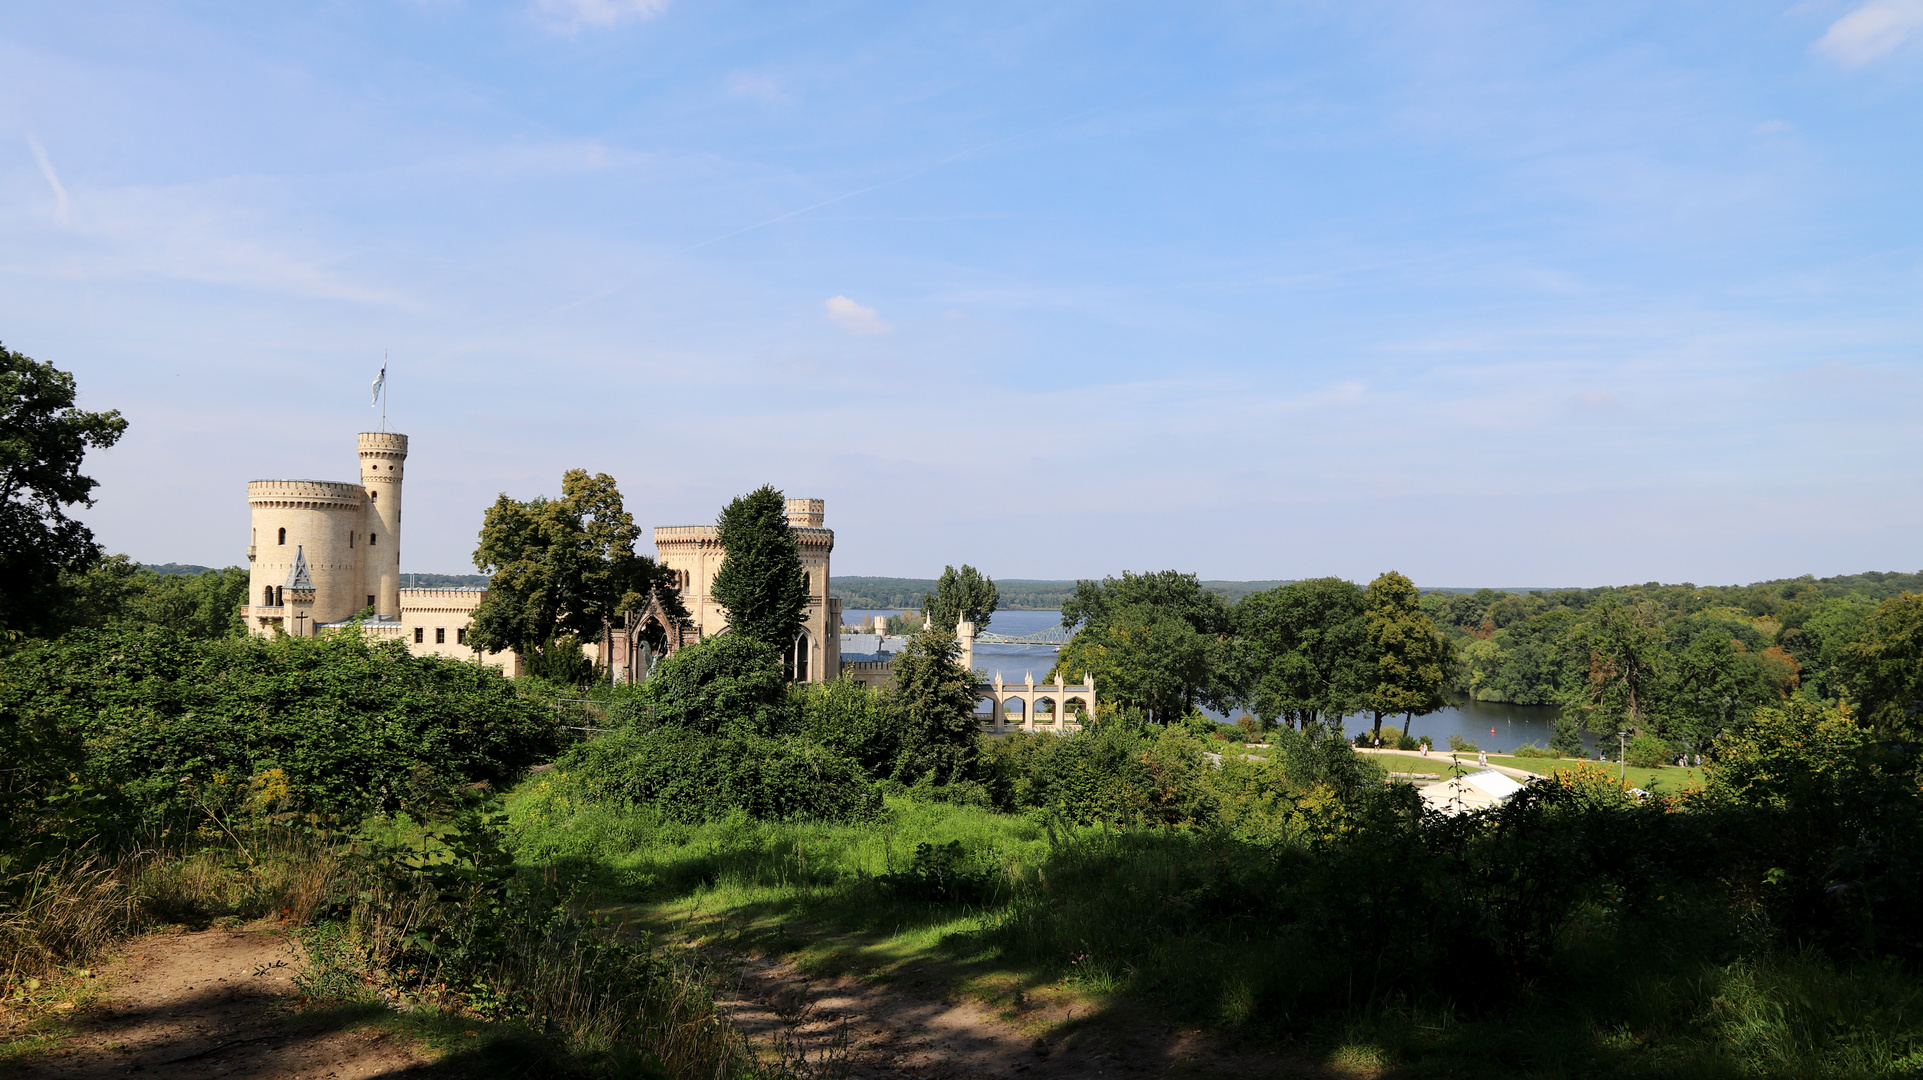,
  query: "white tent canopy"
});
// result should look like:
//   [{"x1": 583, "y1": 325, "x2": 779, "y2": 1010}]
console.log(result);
[{"x1": 1419, "y1": 769, "x2": 1526, "y2": 815}]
